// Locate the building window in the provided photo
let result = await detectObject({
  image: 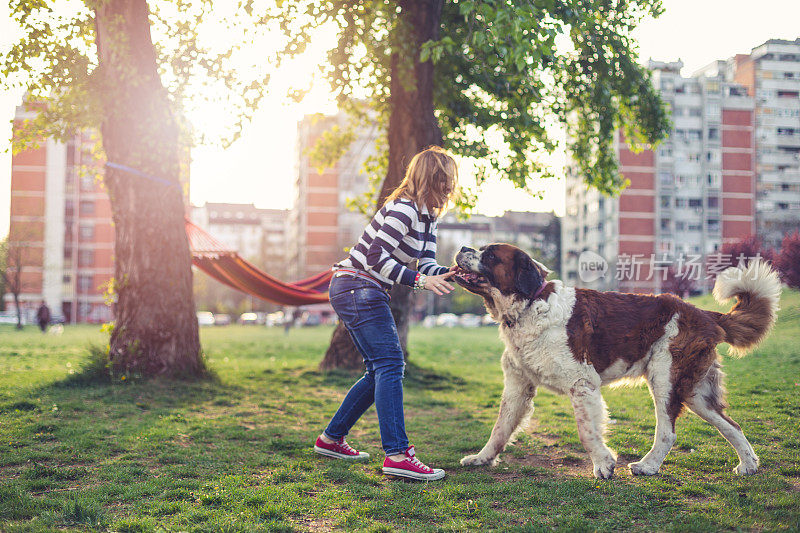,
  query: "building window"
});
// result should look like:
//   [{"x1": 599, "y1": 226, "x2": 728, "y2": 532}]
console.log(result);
[
  {"x1": 706, "y1": 103, "x2": 720, "y2": 117},
  {"x1": 79, "y1": 250, "x2": 94, "y2": 267},
  {"x1": 80, "y1": 175, "x2": 94, "y2": 191},
  {"x1": 708, "y1": 128, "x2": 719, "y2": 140},
  {"x1": 688, "y1": 198, "x2": 703, "y2": 208},
  {"x1": 707, "y1": 197, "x2": 719, "y2": 208},
  {"x1": 79, "y1": 224, "x2": 94, "y2": 240},
  {"x1": 777, "y1": 90, "x2": 799, "y2": 99},
  {"x1": 707, "y1": 219, "x2": 720, "y2": 232},
  {"x1": 661, "y1": 219, "x2": 670, "y2": 231},
  {"x1": 660, "y1": 196, "x2": 671, "y2": 208},
  {"x1": 689, "y1": 108, "x2": 702, "y2": 117},
  {"x1": 675, "y1": 198, "x2": 687, "y2": 208},
  {"x1": 675, "y1": 221, "x2": 686, "y2": 231},
  {"x1": 79, "y1": 200, "x2": 95, "y2": 215},
  {"x1": 78, "y1": 275, "x2": 93, "y2": 293}
]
